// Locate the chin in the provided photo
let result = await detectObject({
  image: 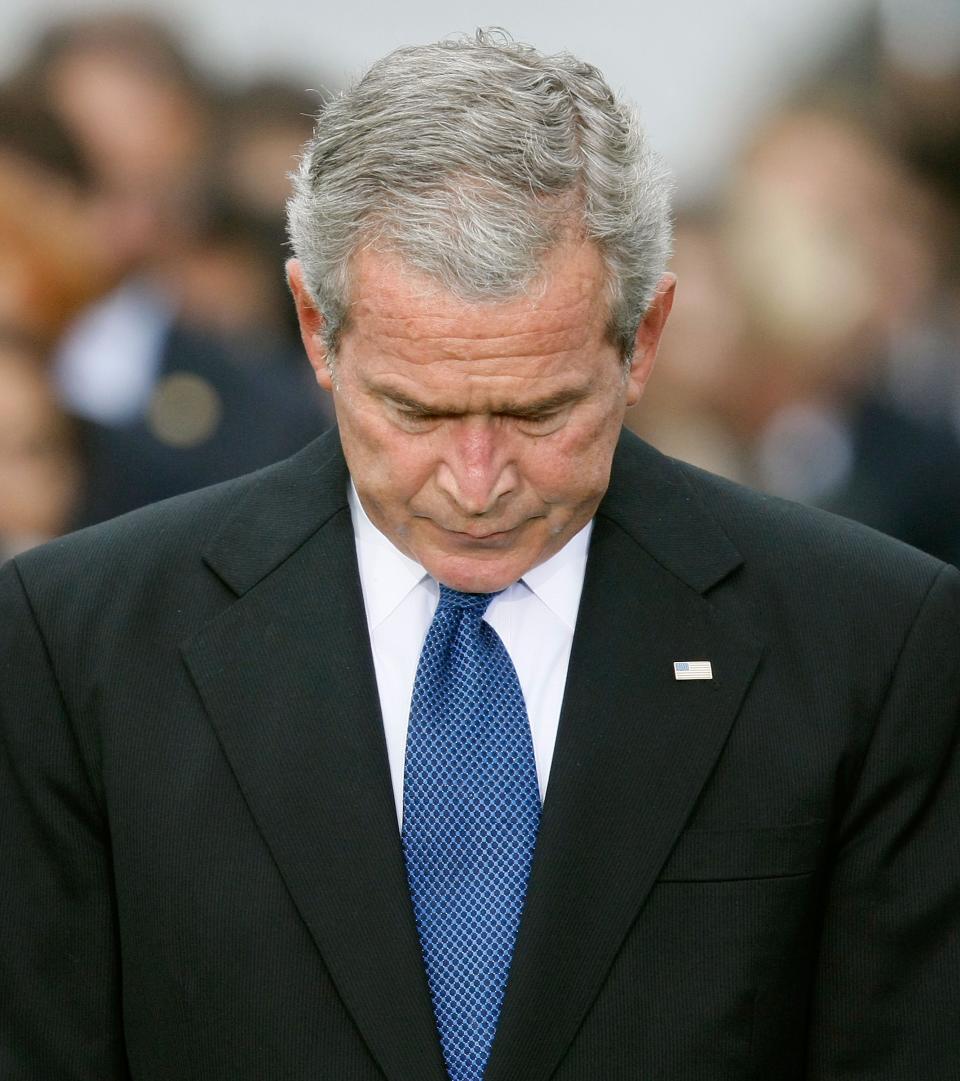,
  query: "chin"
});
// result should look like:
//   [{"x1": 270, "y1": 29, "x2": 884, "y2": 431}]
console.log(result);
[{"x1": 424, "y1": 553, "x2": 529, "y2": 595}]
